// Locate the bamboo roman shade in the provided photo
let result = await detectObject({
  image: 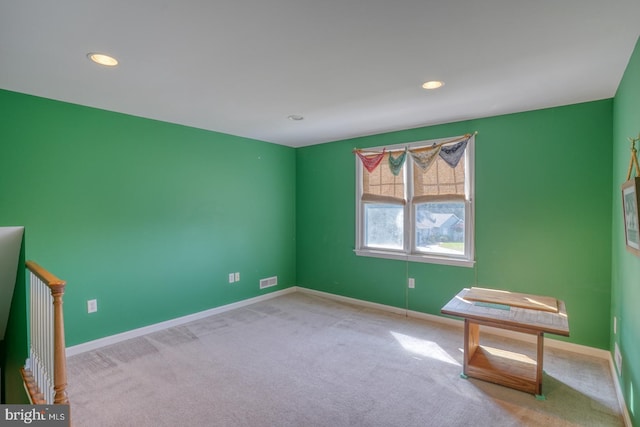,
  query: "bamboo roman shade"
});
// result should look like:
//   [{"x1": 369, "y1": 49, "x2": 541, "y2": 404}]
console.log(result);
[
  {"x1": 361, "y1": 152, "x2": 406, "y2": 205},
  {"x1": 413, "y1": 153, "x2": 465, "y2": 203}
]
